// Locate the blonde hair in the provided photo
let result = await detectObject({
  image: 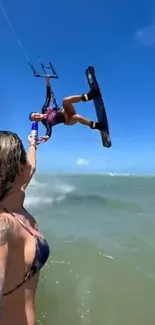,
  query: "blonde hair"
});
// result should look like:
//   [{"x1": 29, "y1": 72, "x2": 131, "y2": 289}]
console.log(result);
[{"x1": 0, "y1": 131, "x2": 26, "y2": 200}]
